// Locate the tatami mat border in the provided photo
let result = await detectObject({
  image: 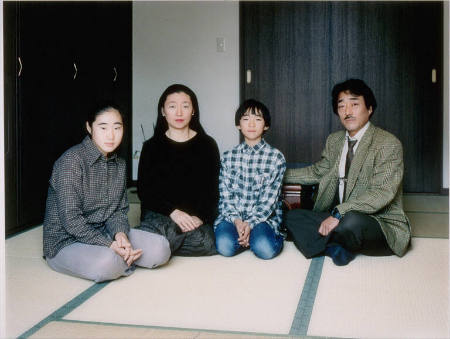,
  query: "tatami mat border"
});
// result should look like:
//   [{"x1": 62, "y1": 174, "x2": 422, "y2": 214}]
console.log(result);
[
  {"x1": 290, "y1": 257, "x2": 324, "y2": 336},
  {"x1": 18, "y1": 282, "x2": 110, "y2": 338},
  {"x1": 51, "y1": 319, "x2": 325, "y2": 338},
  {"x1": 17, "y1": 255, "x2": 326, "y2": 339}
]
